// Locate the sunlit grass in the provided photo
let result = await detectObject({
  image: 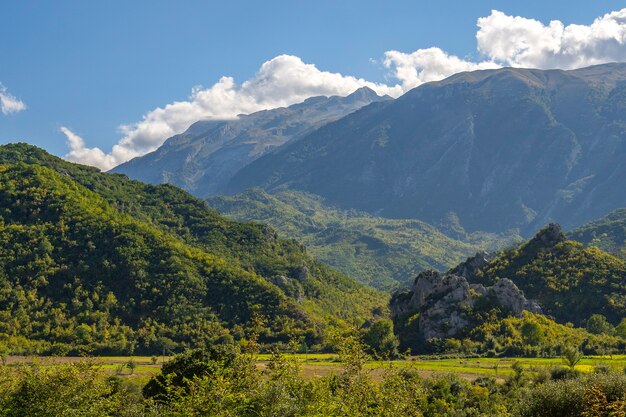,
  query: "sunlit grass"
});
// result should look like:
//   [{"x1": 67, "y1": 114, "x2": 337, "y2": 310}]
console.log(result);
[{"x1": 6, "y1": 354, "x2": 626, "y2": 382}]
